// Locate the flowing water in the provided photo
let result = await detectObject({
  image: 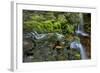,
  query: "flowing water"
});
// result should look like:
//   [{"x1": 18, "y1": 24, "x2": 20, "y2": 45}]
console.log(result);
[
  {"x1": 76, "y1": 13, "x2": 89, "y2": 36},
  {"x1": 78, "y1": 43, "x2": 87, "y2": 59},
  {"x1": 70, "y1": 41, "x2": 87, "y2": 59},
  {"x1": 70, "y1": 13, "x2": 88, "y2": 59}
]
